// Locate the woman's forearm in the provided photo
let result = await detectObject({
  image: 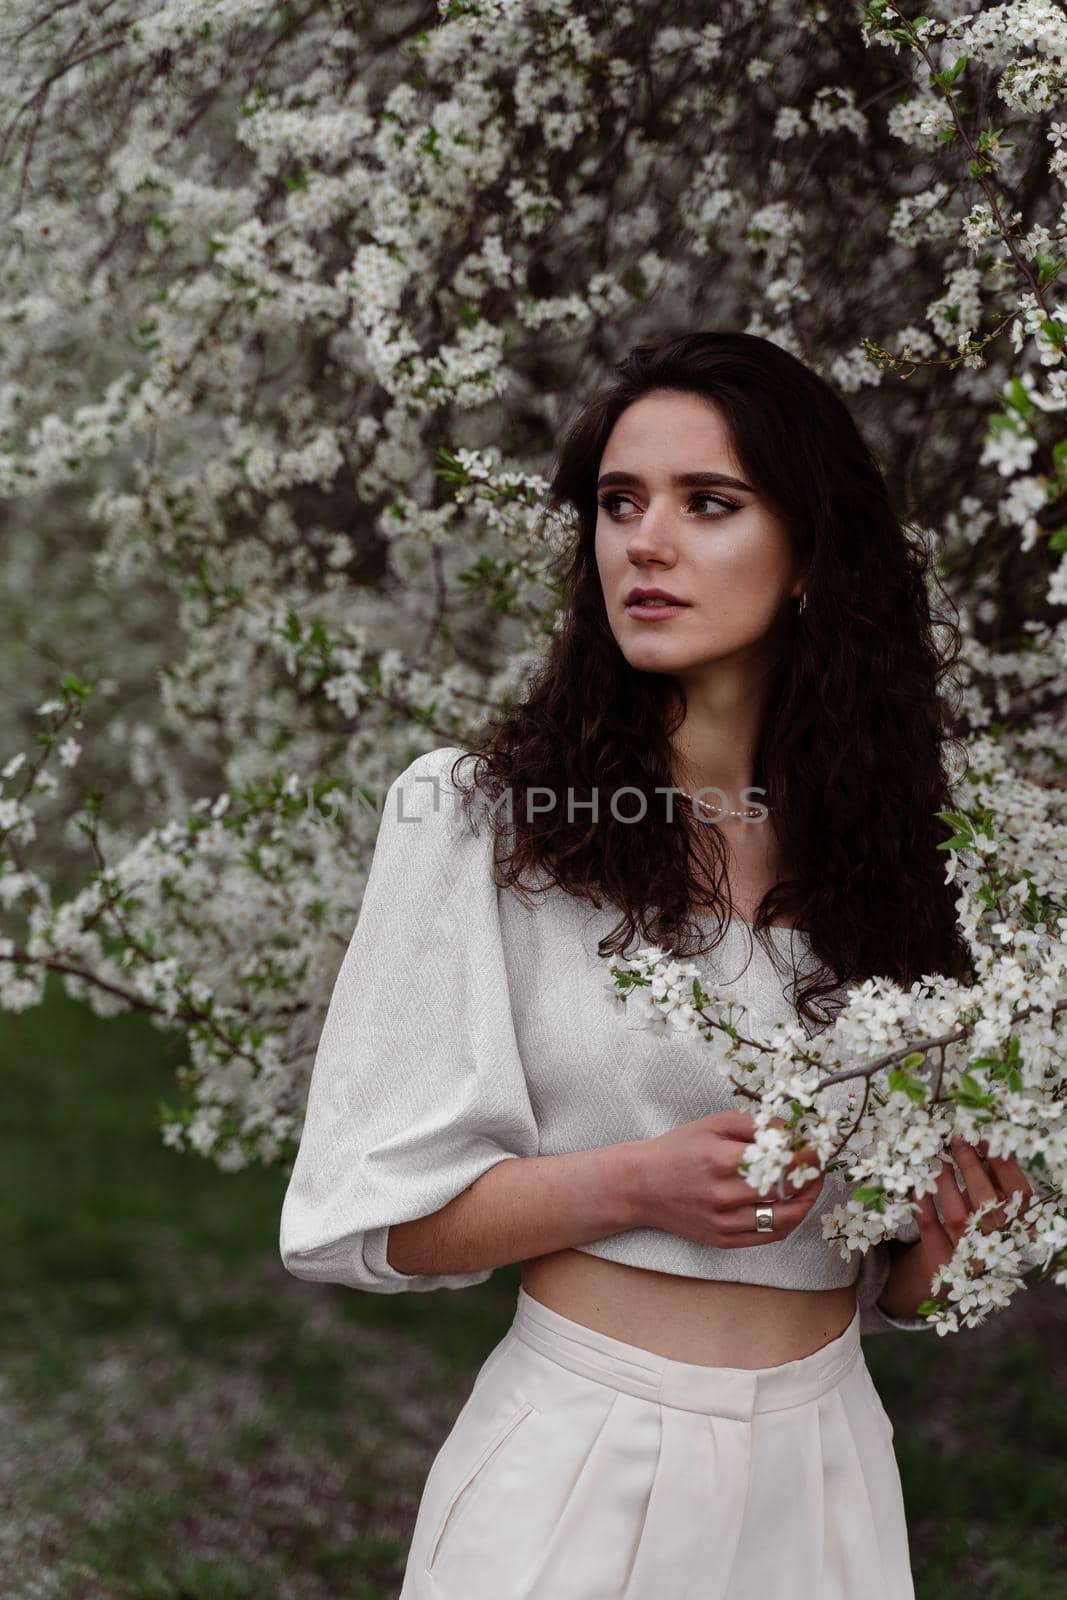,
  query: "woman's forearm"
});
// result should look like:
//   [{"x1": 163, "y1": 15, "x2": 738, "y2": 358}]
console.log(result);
[{"x1": 385, "y1": 1141, "x2": 649, "y2": 1275}]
